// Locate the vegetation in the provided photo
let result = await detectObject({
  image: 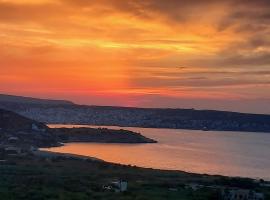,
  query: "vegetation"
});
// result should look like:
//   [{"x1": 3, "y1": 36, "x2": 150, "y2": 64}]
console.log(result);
[
  {"x1": 0, "y1": 155, "x2": 269, "y2": 200},
  {"x1": 50, "y1": 127, "x2": 157, "y2": 144}
]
